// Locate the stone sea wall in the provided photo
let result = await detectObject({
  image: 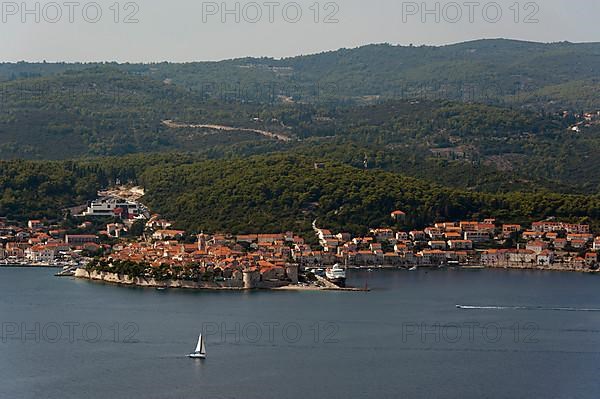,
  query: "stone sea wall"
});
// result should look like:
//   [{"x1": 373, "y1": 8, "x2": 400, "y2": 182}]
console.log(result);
[
  {"x1": 74, "y1": 269, "x2": 293, "y2": 290},
  {"x1": 74, "y1": 269, "x2": 246, "y2": 289}
]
